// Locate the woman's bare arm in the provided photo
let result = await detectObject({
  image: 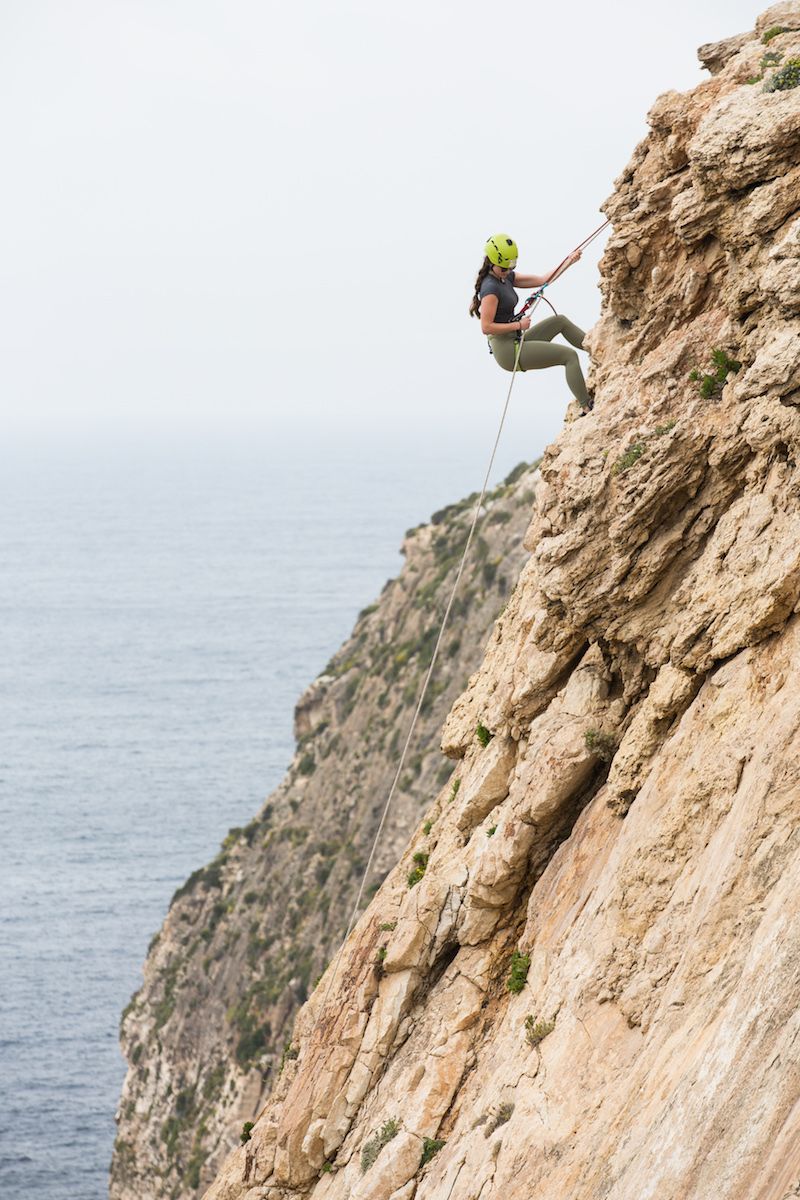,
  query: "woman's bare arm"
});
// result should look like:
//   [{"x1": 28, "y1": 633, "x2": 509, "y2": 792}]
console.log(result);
[
  {"x1": 514, "y1": 250, "x2": 582, "y2": 291},
  {"x1": 479, "y1": 293, "x2": 530, "y2": 336}
]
